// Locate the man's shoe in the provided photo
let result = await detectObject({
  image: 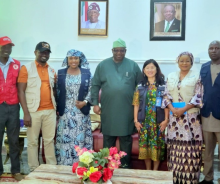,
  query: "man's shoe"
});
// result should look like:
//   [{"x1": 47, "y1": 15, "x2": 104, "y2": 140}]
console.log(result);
[
  {"x1": 12, "y1": 173, "x2": 24, "y2": 181},
  {"x1": 198, "y1": 180, "x2": 214, "y2": 184}
]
